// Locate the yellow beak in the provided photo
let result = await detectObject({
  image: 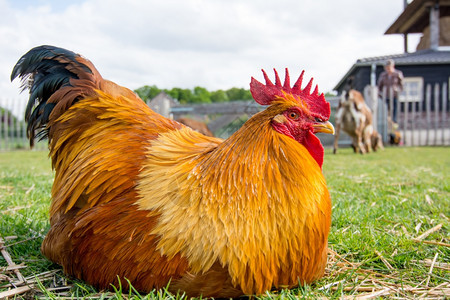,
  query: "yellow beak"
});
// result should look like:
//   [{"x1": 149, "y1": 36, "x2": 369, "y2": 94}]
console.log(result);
[{"x1": 313, "y1": 121, "x2": 335, "y2": 135}]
